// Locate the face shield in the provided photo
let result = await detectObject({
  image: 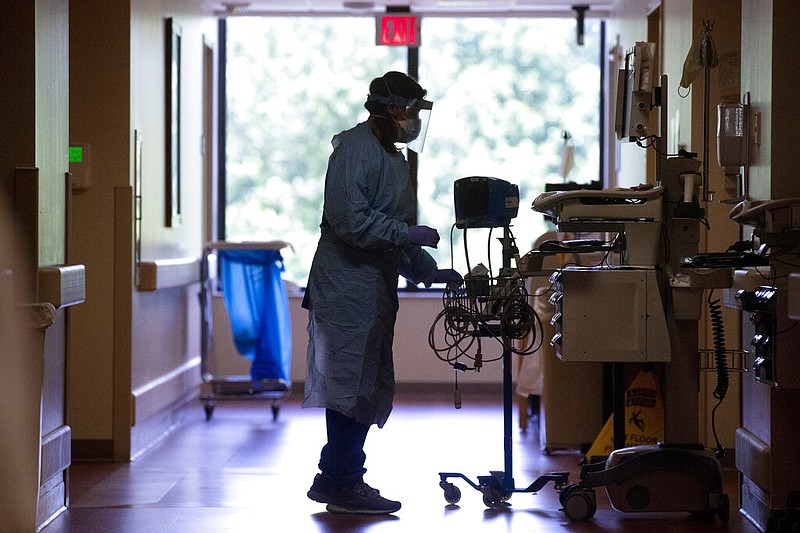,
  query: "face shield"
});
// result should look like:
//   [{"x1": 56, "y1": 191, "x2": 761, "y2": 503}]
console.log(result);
[
  {"x1": 367, "y1": 91, "x2": 434, "y2": 153},
  {"x1": 400, "y1": 99, "x2": 433, "y2": 153}
]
